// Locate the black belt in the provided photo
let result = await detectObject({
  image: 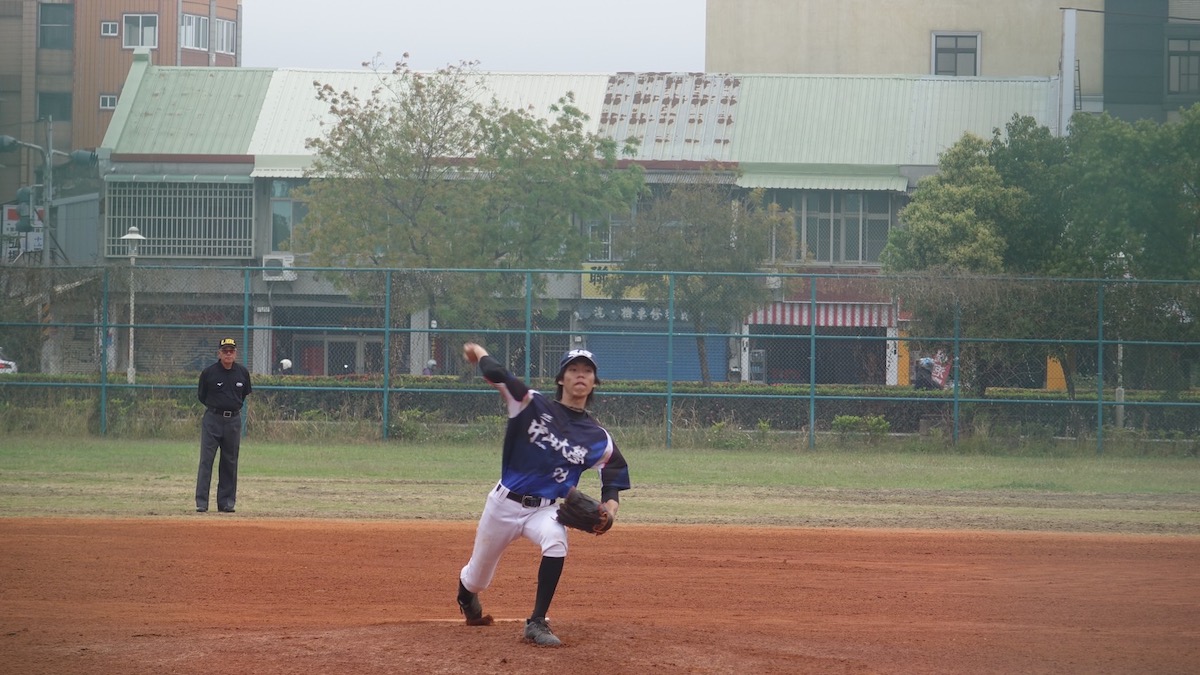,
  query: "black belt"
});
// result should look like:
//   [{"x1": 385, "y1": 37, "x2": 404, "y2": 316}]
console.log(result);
[
  {"x1": 208, "y1": 408, "x2": 239, "y2": 418},
  {"x1": 497, "y1": 485, "x2": 554, "y2": 508}
]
